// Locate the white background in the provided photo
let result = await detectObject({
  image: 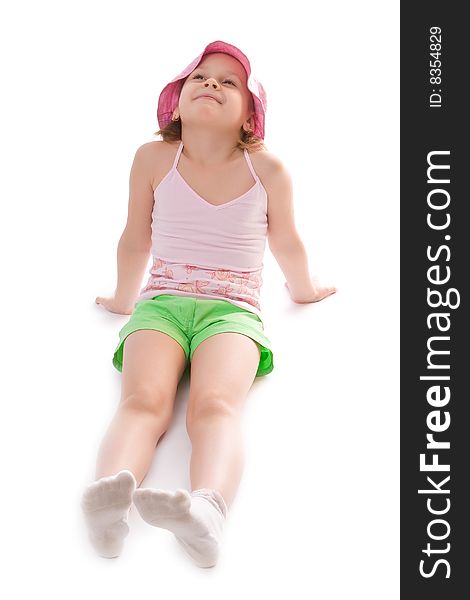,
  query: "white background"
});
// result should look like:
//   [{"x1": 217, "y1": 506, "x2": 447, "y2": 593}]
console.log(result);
[{"x1": 1, "y1": 0, "x2": 399, "y2": 597}]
